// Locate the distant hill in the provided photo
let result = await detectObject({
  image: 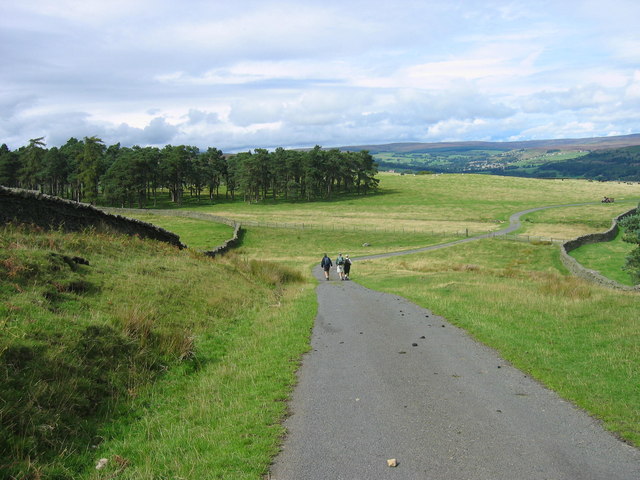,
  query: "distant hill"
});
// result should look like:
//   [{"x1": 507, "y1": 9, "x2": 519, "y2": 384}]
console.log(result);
[
  {"x1": 339, "y1": 133, "x2": 640, "y2": 154},
  {"x1": 534, "y1": 145, "x2": 640, "y2": 181},
  {"x1": 338, "y1": 133, "x2": 640, "y2": 181}
]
